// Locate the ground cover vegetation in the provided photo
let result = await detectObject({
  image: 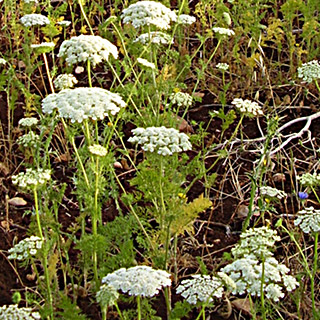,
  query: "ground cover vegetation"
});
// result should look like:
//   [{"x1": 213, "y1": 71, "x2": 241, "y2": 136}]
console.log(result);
[{"x1": 0, "y1": 0, "x2": 319, "y2": 319}]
